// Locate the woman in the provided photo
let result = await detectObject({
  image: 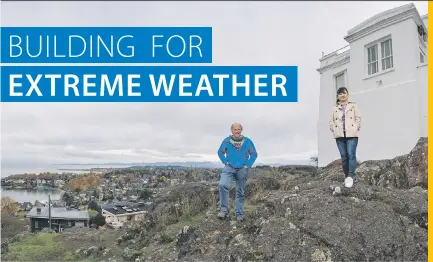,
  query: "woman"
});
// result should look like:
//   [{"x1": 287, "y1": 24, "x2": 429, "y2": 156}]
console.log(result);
[{"x1": 329, "y1": 87, "x2": 361, "y2": 188}]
